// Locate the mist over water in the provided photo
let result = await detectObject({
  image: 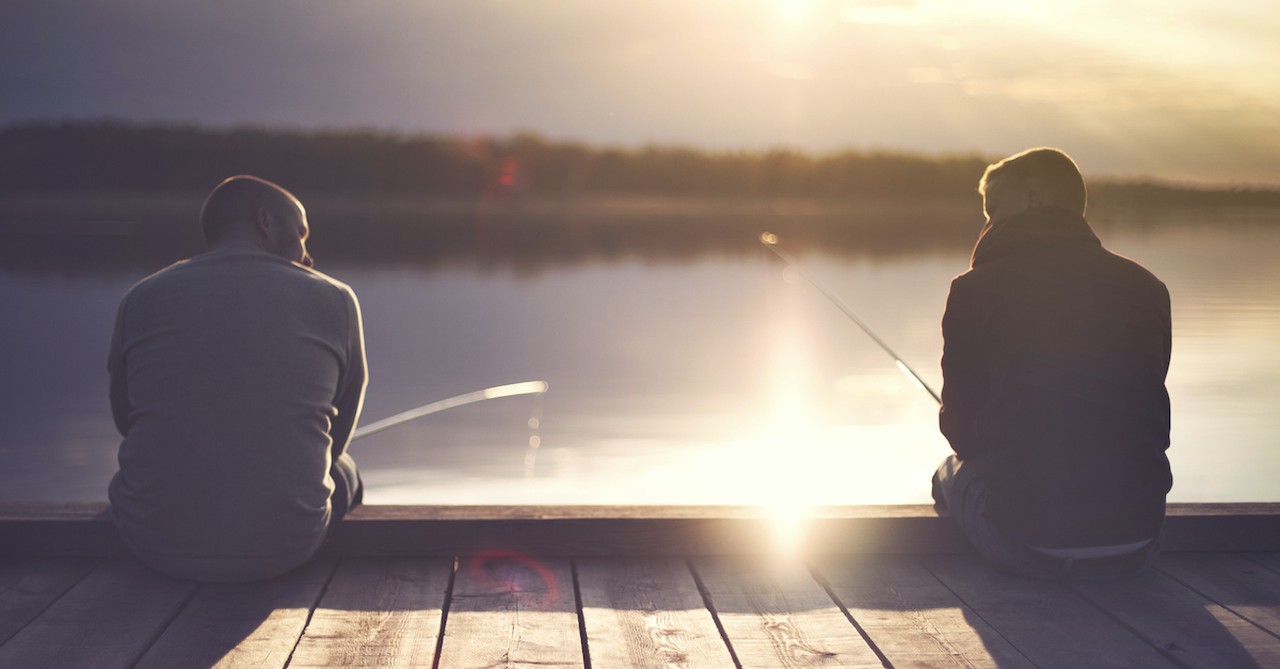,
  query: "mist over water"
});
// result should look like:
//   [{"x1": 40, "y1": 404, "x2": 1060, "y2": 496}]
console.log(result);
[{"x1": 2, "y1": 203, "x2": 1277, "y2": 504}]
